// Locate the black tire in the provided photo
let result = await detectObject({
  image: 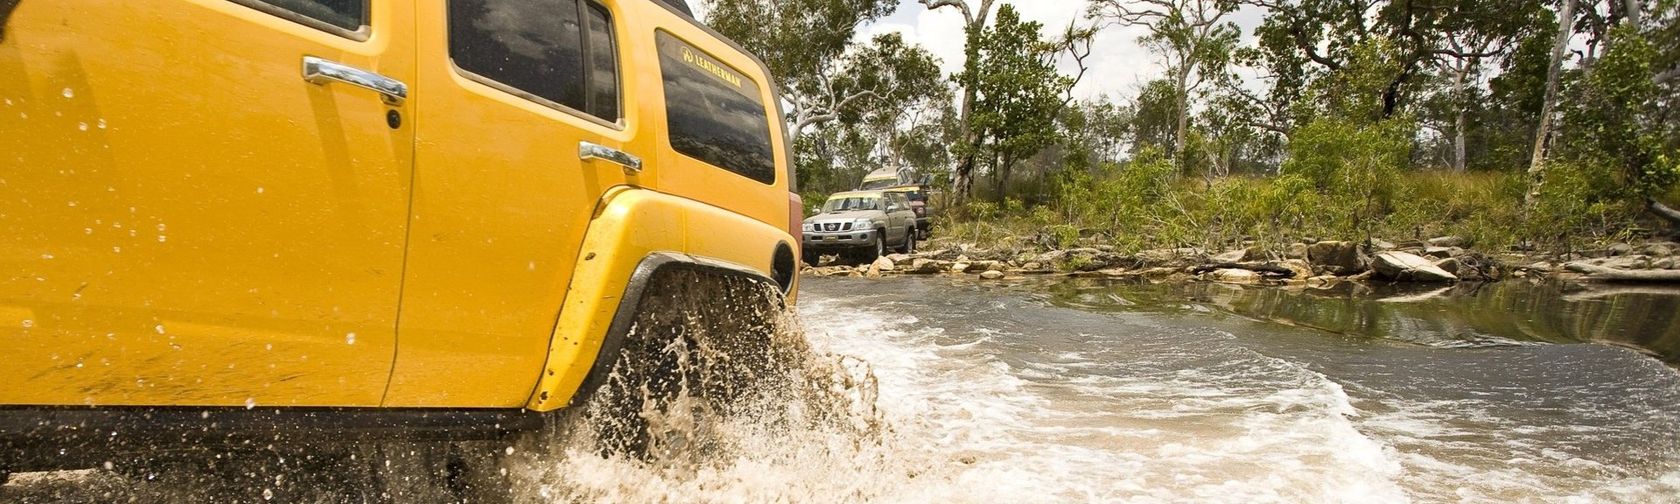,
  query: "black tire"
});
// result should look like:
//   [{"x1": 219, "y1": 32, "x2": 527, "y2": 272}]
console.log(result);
[
  {"x1": 802, "y1": 249, "x2": 819, "y2": 266},
  {"x1": 899, "y1": 228, "x2": 917, "y2": 254},
  {"x1": 861, "y1": 233, "x2": 884, "y2": 263}
]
